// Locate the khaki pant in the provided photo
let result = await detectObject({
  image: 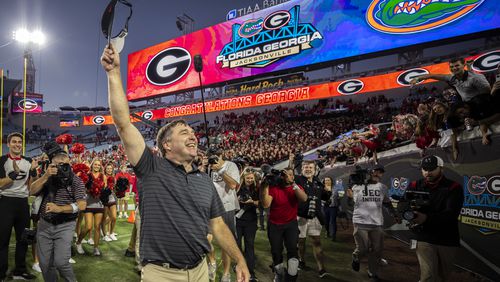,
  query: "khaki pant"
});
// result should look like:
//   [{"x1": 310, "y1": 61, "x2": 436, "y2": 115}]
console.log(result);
[
  {"x1": 416, "y1": 241, "x2": 458, "y2": 282},
  {"x1": 141, "y1": 258, "x2": 208, "y2": 282},
  {"x1": 352, "y1": 224, "x2": 384, "y2": 276}
]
